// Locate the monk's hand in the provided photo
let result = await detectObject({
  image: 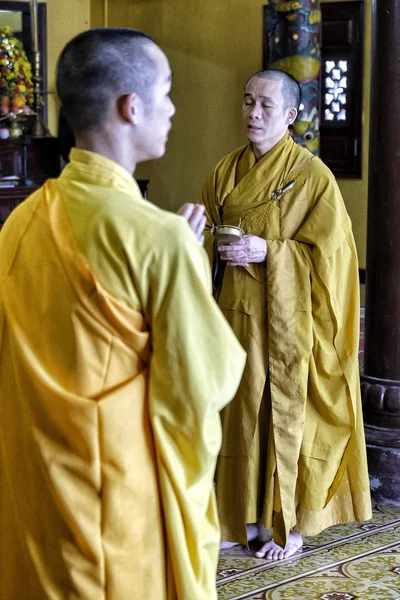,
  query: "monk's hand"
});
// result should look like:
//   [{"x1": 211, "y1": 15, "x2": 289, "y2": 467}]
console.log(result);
[
  {"x1": 218, "y1": 235, "x2": 267, "y2": 266},
  {"x1": 177, "y1": 203, "x2": 206, "y2": 246}
]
